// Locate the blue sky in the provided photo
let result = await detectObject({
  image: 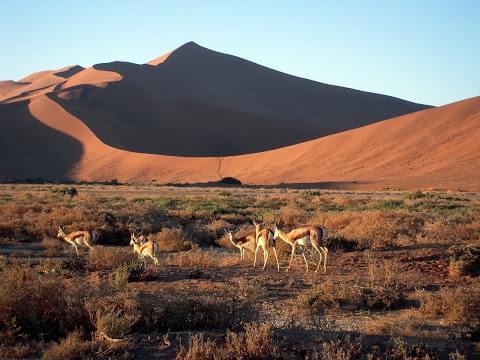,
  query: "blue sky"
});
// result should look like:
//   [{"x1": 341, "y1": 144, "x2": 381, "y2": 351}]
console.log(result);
[{"x1": 1, "y1": 0, "x2": 478, "y2": 105}]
